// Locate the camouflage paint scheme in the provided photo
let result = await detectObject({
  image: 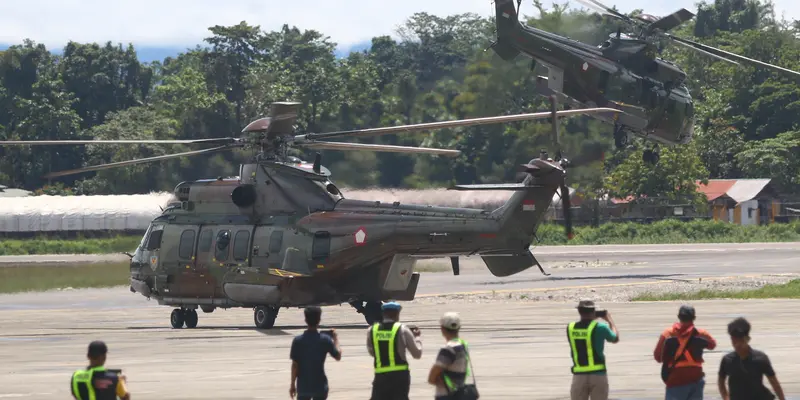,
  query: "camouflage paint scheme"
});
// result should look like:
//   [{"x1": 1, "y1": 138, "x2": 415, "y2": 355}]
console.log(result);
[
  {"x1": 129, "y1": 153, "x2": 565, "y2": 328},
  {"x1": 492, "y1": 0, "x2": 696, "y2": 148}
]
